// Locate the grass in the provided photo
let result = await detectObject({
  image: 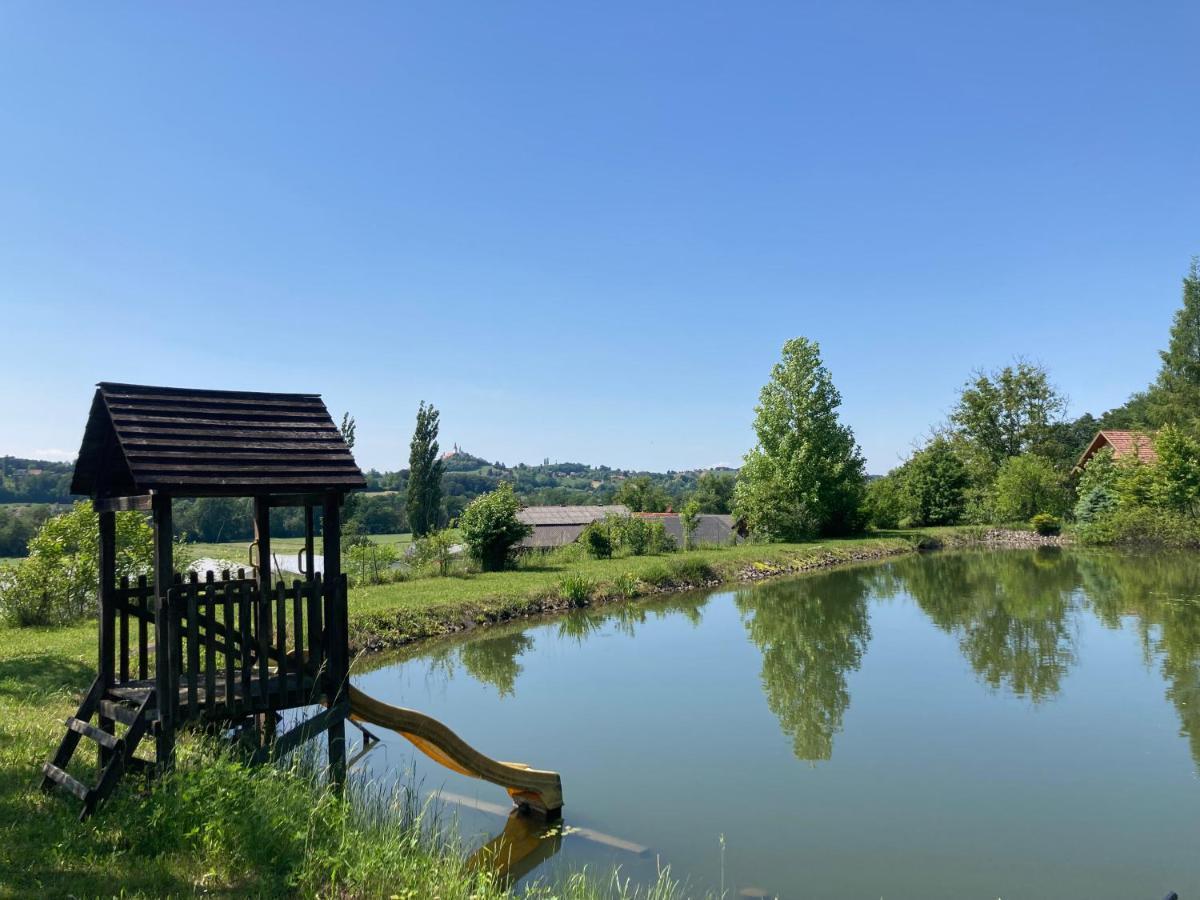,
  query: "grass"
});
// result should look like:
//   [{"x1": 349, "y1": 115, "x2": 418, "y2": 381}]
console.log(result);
[
  {"x1": 0, "y1": 618, "x2": 686, "y2": 898},
  {"x1": 347, "y1": 536, "x2": 916, "y2": 649},
  {"x1": 0, "y1": 532, "x2": 935, "y2": 896}
]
